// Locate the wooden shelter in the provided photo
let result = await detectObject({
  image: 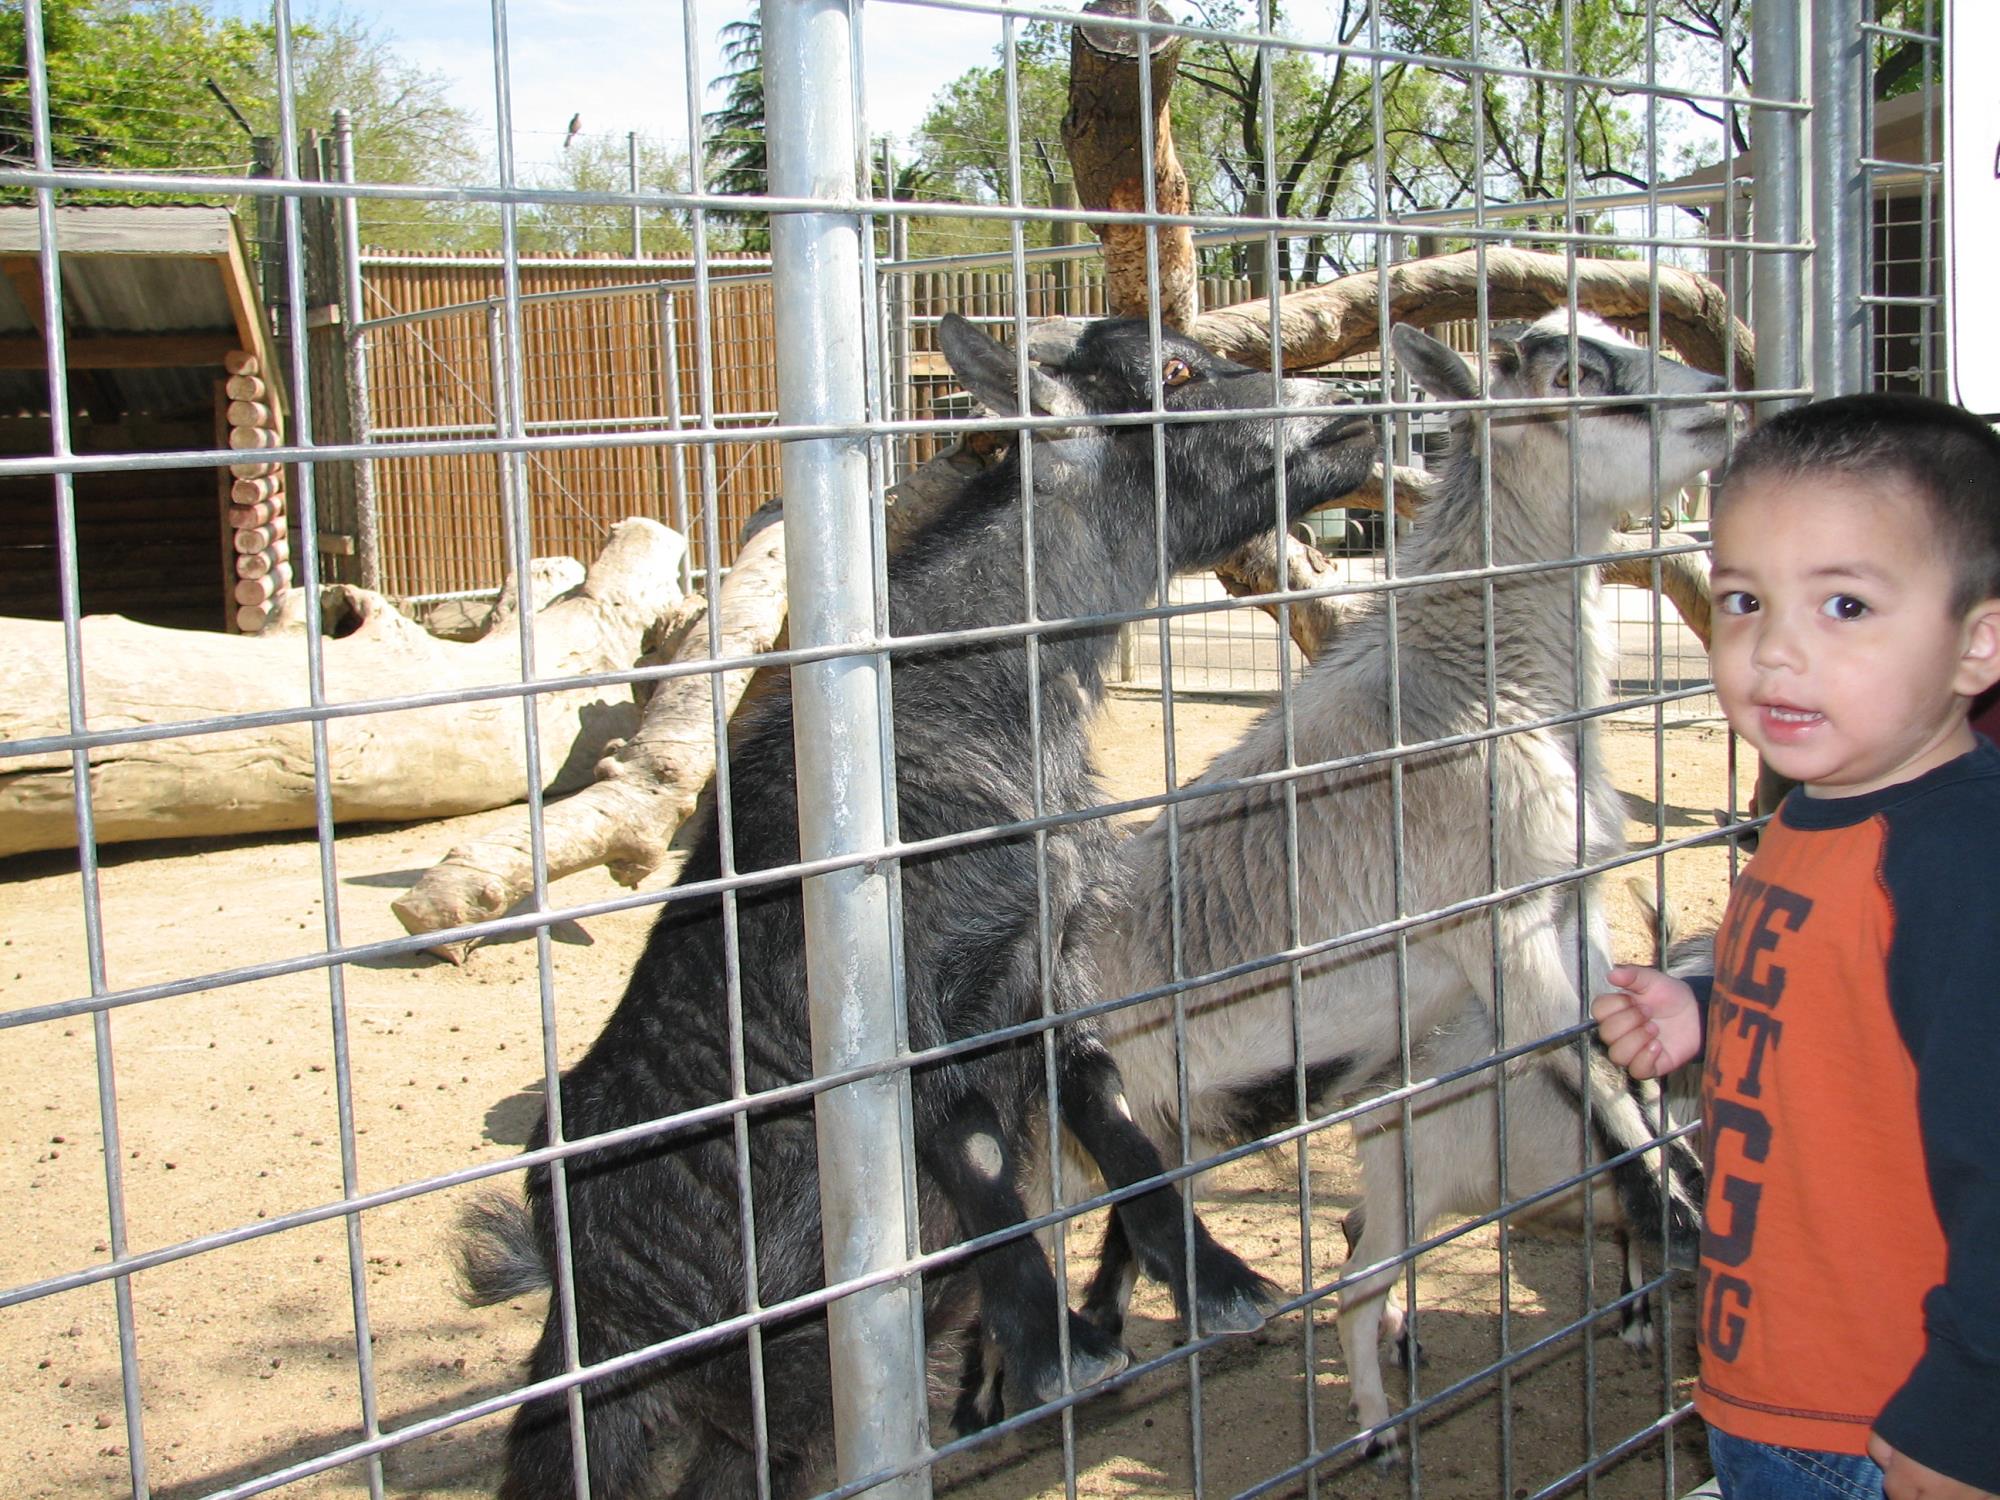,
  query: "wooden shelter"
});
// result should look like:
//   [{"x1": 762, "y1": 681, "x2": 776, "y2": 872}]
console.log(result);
[{"x1": 0, "y1": 205, "x2": 287, "y2": 631}]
